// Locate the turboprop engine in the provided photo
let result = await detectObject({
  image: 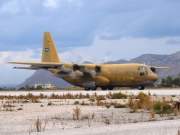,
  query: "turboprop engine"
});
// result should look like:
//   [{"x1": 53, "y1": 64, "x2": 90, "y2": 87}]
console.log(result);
[{"x1": 54, "y1": 65, "x2": 83, "y2": 78}]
